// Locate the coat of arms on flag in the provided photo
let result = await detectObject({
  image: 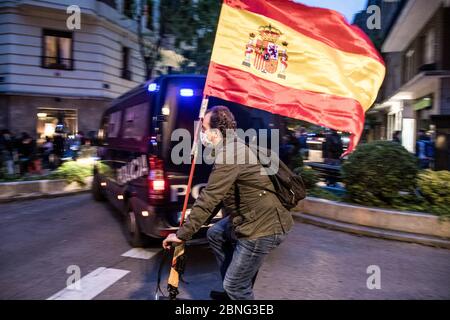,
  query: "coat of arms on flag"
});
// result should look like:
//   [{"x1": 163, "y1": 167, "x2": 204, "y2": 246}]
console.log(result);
[{"x1": 242, "y1": 25, "x2": 288, "y2": 79}]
